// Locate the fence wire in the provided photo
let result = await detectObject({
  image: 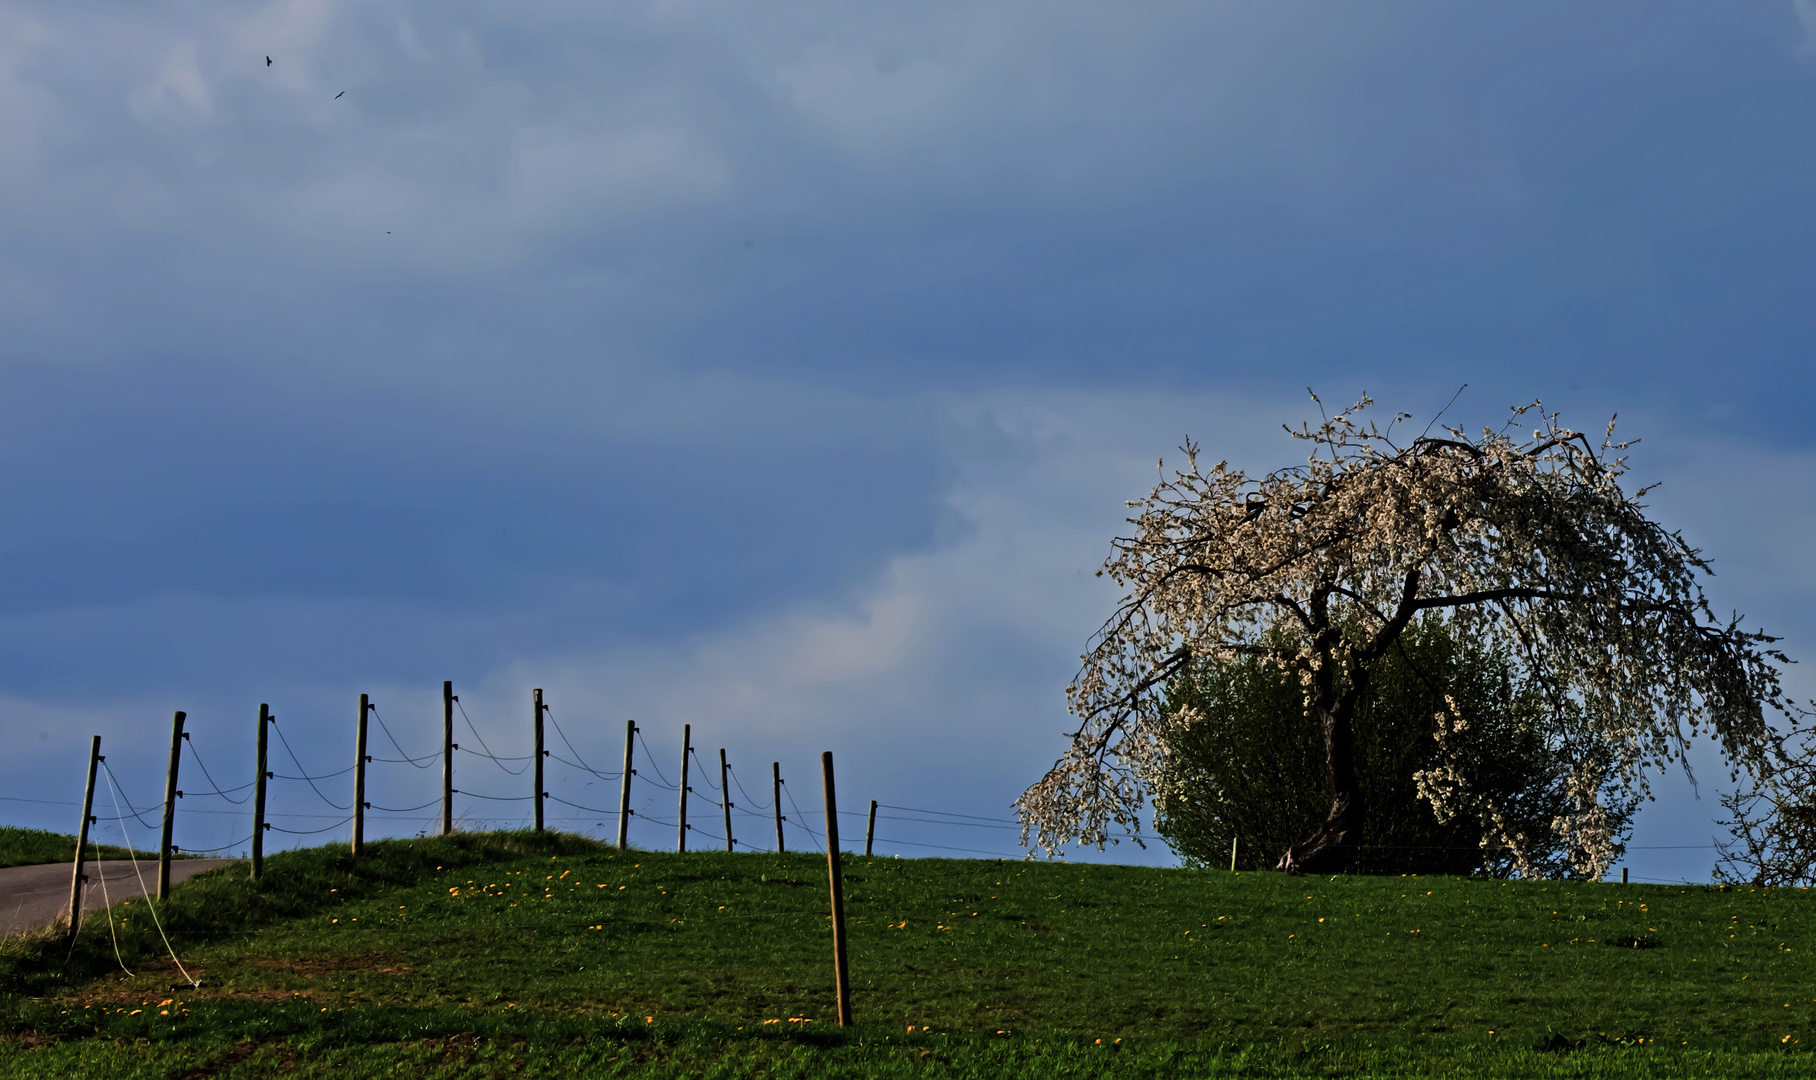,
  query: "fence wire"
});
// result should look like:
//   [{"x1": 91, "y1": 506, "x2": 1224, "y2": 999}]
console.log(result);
[
  {"x1": 53, "y1": 708, "x2": 1727, "y2": 884},
  {"x1": 370, "y1": 705, "x2": 437, "y2": 768},
  {"x1": 183, "y1": 737, "x2": 253, "y2": 804},
  {"x1": 270, "y1": 718, "x2": 352, "y2": 810},
  {"x1": 544, "y1": 706, "x2": 621, "y2": 782},
  {"x1": 456, "y1": 698, "x2": 527, "y2": 775},
  {"x1": 633, "y1": 733, "x2": 680, "y2": 791}
]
